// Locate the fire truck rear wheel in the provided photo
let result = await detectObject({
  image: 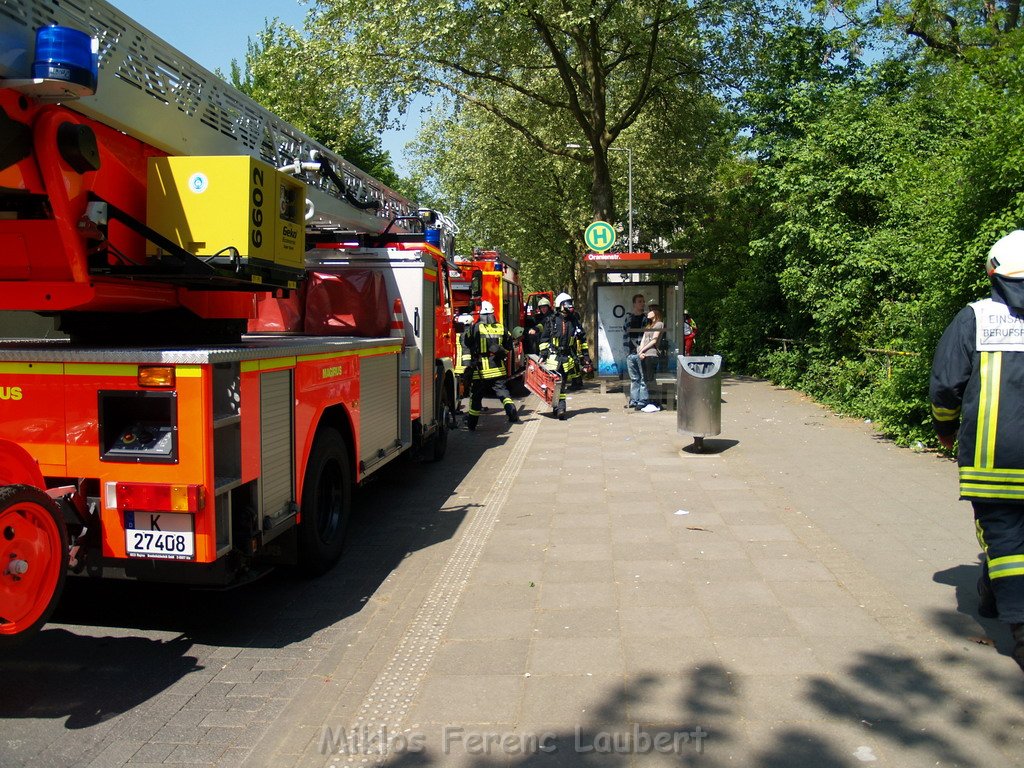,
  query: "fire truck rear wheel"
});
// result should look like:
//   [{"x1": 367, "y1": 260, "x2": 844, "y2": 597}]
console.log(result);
[
  {"x1": 429, "y1": 403, "x2": 450, "y2": 462},
  {"x1": 0, "y1": 484, "x2": 69, "y2": 647},
  {"x1": 298, "y1": 428, "x2": 352, "y2": 576}
]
